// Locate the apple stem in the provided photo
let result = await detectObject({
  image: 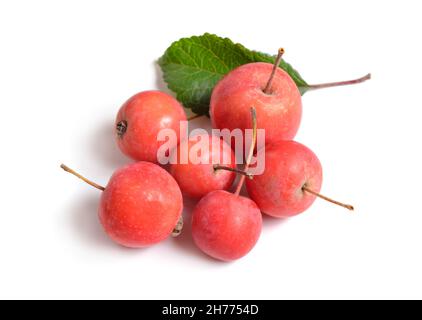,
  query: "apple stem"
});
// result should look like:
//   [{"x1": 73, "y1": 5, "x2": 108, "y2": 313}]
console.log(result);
[
  {"x1": 263, "y1": 48, "x2": 285, "y2": 94},
  {"x1": 171, "y1": 216, "x2": 184, "y2": 237},
  {"x1": 235, "y1": 107, "x2": 257, "y2": 196},
  {"x1": 213, "y1": 165, "x2": 254, "y2": 179},
  {"x1": 187, "y1": 114, "x2": 203, "y2": 121},
  {"x1": 302, "y1": 186, "x2": 354, "y2": 211},
  {"x1": 308, "y1": 73, "x2": 371, "y2": 91},
  {"x1": 60, "y1": 164, "x2": 105, "y2": 191}
]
